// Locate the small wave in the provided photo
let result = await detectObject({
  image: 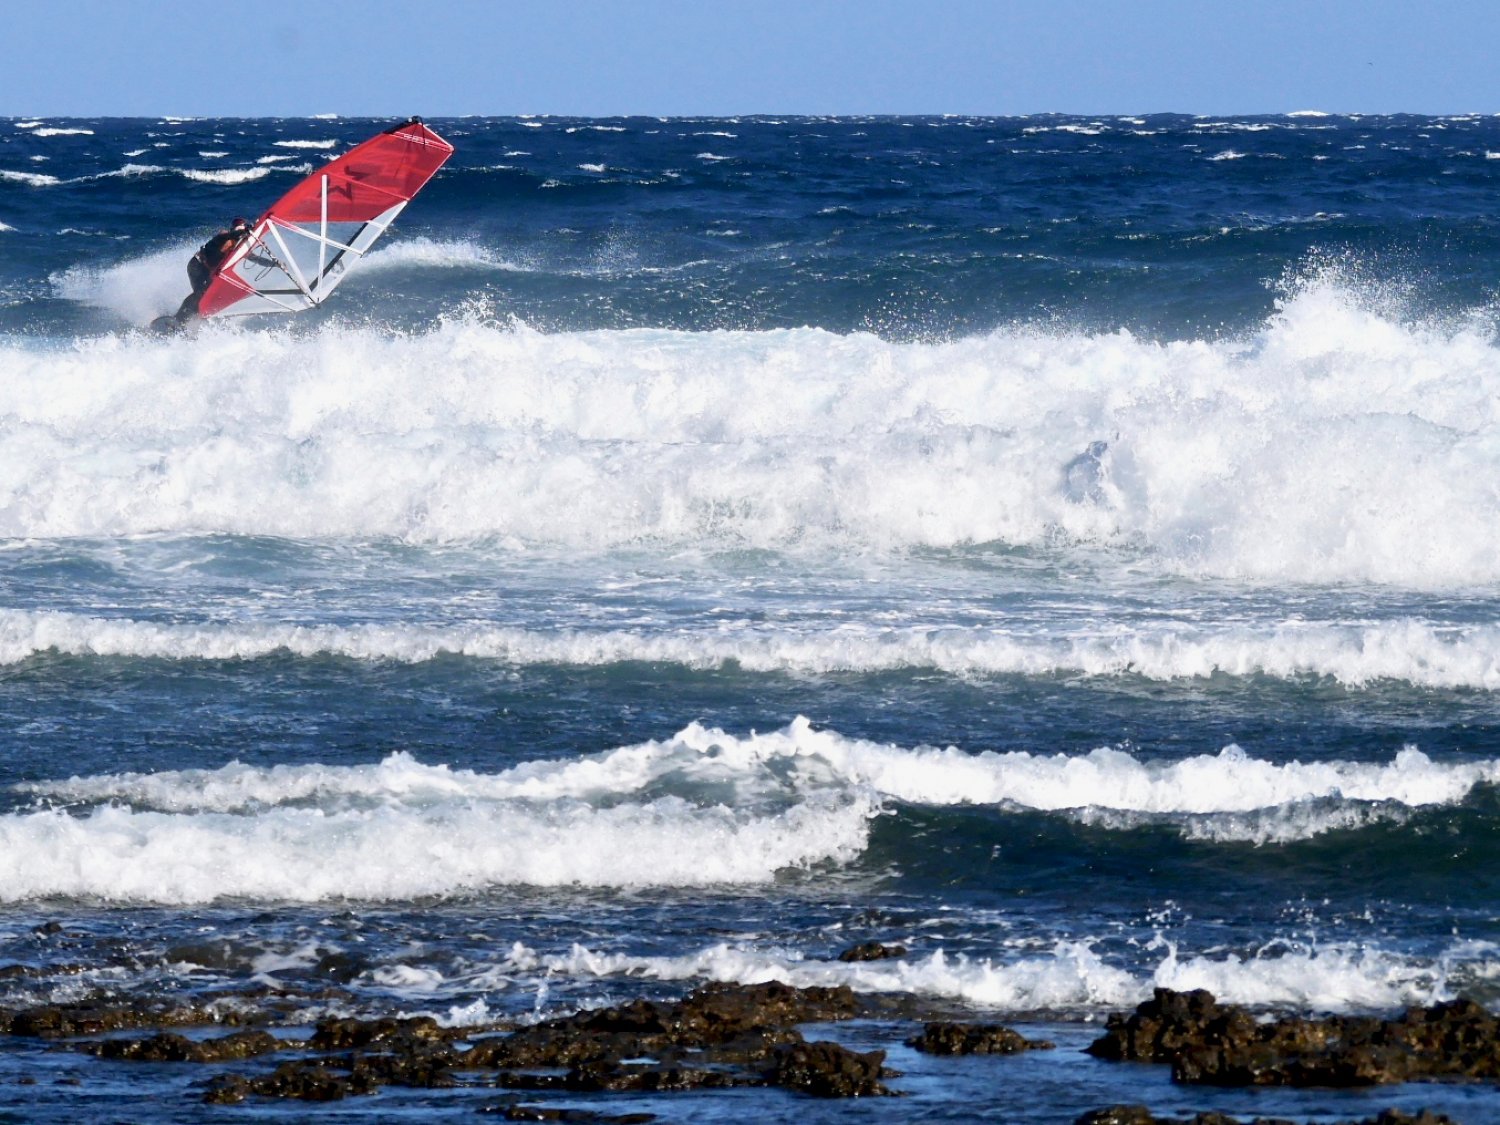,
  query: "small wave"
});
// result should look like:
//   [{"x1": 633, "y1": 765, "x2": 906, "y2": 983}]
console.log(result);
[
  {"x1": 23, "y1": 718, "x2": 1491, "y2": 843},
  {"x1": 273, "y1": 139, "x2": 338, "y2": 150},
  {"x1": 519, "y1": 936, "x2": 1456, "y2": 1014},
  {"x1": 29, "y1": 127, "x2": 93, "y2": 137},
  {"x1": 3, "y1": 611, "x2": 1500, "y2": 691},
  {"x1": 1210, "y1": 150, "x2": 1246, "y2": 161},
  {"x1": 5, "y1": 741, "x2": 874, "y2": 903},
  {"x1": 0, "y1": 169, "x2": 60, "y2": 186},
  {"x1": 179, "y1": 166, "x2": 273, "y2": 185}
]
